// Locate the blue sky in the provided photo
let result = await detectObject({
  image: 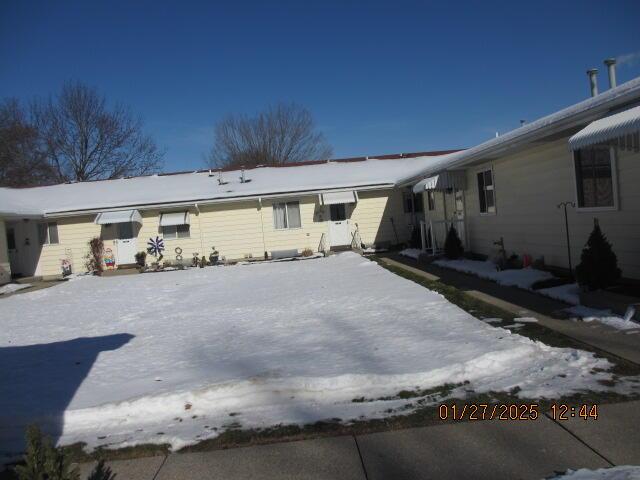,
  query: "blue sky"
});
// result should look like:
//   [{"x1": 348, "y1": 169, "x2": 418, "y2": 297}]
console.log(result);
[{"x1": 2, "y1": 0, "x2": 639, "y2": 172}]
